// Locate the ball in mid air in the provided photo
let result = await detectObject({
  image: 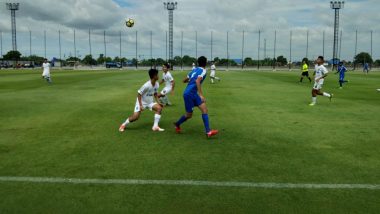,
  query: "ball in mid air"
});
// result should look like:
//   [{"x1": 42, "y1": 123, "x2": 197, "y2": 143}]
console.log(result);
[{"x1": 125, "y1": 18, "x2": 134, "y2": 28}]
